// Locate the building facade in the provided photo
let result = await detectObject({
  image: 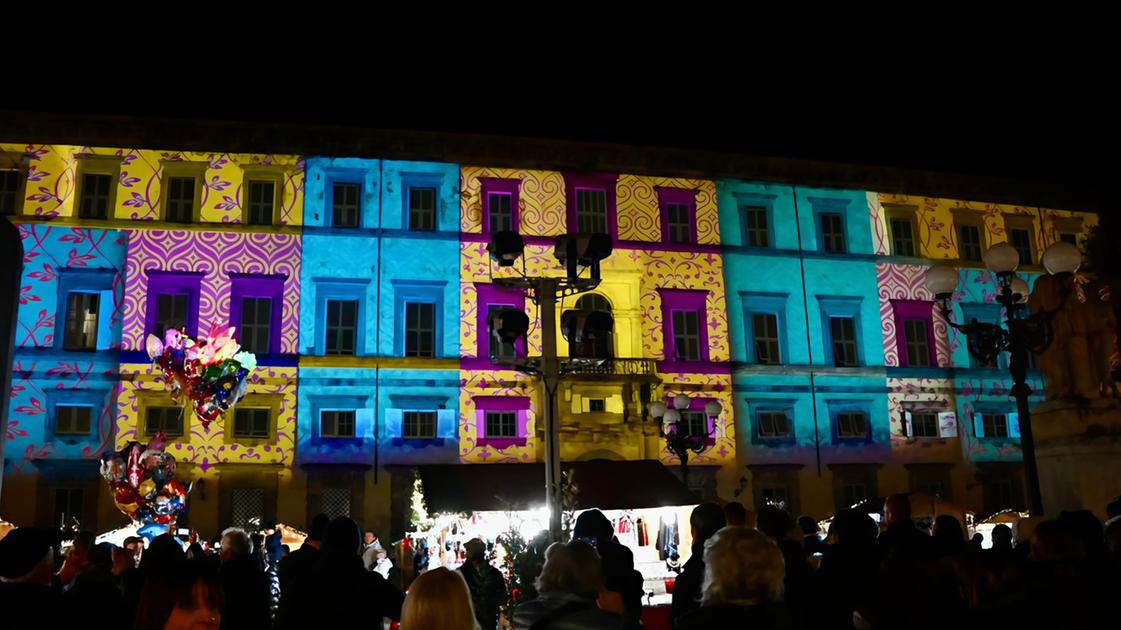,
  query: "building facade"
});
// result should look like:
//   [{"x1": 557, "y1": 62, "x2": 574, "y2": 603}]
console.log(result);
[{"x1": 0, "y1": 139, "x2": 1100, "y2": 536}]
